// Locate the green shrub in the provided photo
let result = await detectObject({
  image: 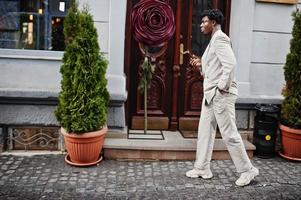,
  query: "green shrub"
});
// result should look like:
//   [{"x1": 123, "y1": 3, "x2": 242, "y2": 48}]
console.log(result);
[
  {"x1": 281, "y1": 9, "x2": 301, "y2": 129},
  {"x1": 55, "y1": 2, "x2": 109, "y2": 134}
]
